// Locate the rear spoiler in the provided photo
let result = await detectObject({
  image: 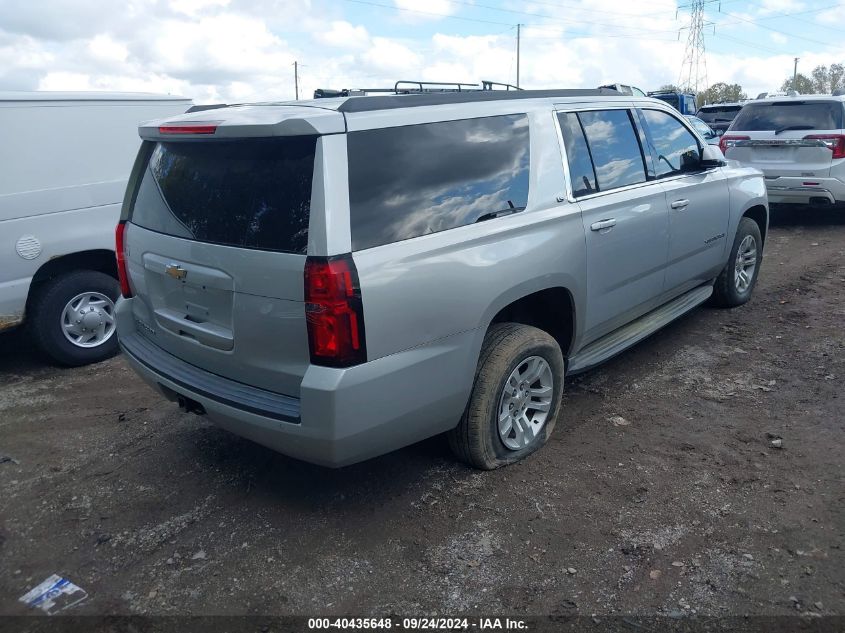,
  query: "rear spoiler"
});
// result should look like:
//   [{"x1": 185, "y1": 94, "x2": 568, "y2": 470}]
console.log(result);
[{"x1": 186, "y1": 104, "x2": 228, "y2": 113}]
